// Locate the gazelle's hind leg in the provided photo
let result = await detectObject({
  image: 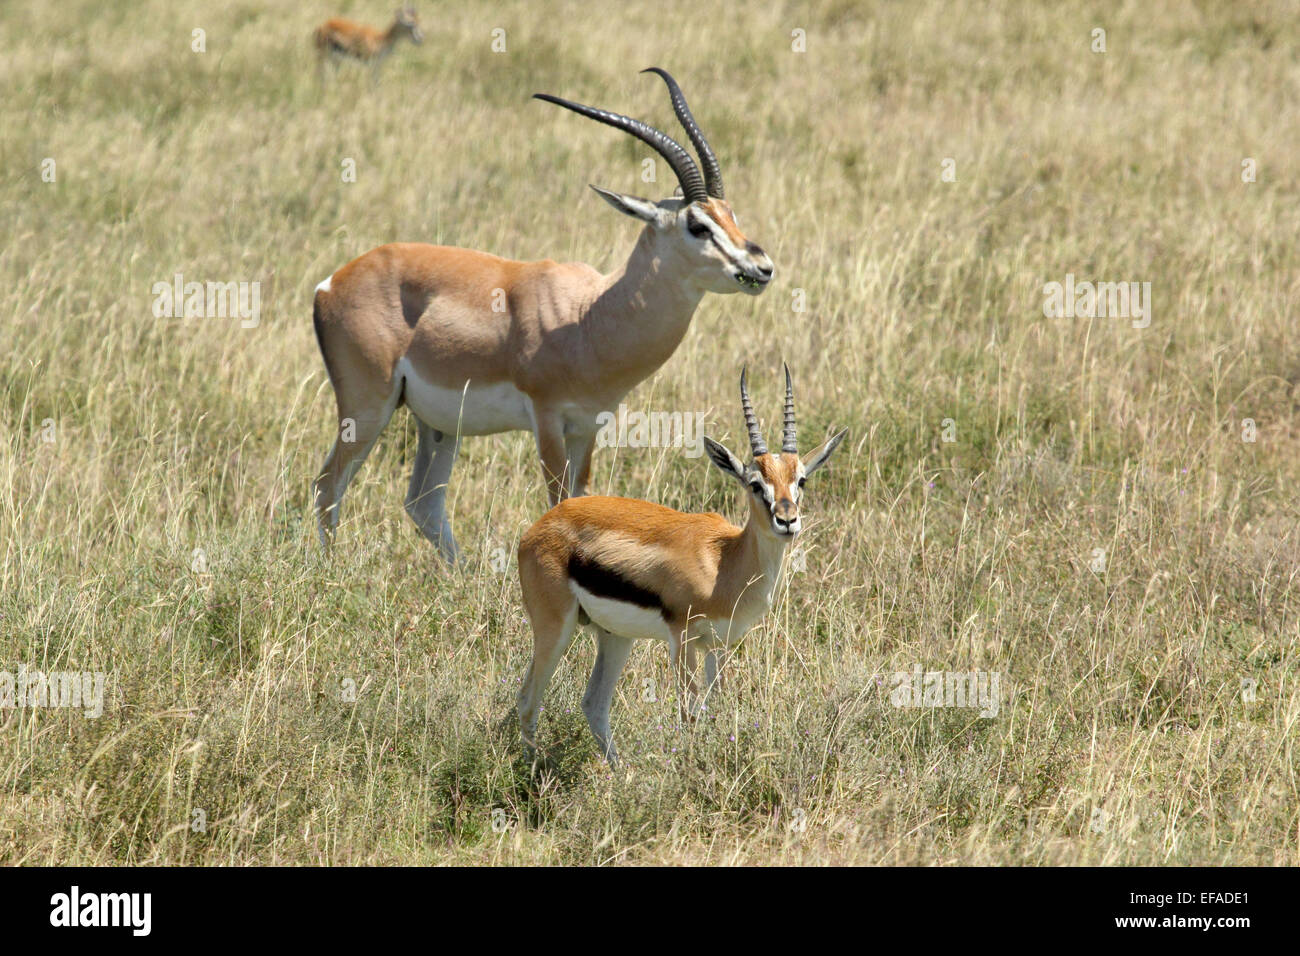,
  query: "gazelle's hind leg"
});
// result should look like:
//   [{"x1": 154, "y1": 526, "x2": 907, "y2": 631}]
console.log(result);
[
  {"x1": 581, "y1": 628, "x2": 636, "y2": 763},
  {"x1": 404, "y1": 422, "x2": 460, "y2": 562},
  {"x1": 517, "y1": 551, "x2": 580, "y2": 753},
  {"x1": 313, "y1": 382, "x2": 401, "y2": 550}
]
